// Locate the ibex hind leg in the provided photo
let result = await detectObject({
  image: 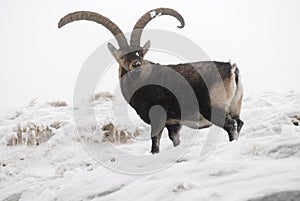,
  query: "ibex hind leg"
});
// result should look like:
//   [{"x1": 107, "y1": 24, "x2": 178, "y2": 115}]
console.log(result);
[
  {"x1": 230, "y1": 104, "x2": 244, "y2": 134},
  {"x1": 224, "y1": 116, "x2": 239, "y2": 141},
  {"x1": 230, "y1": 85, "x2": 244, "y2": 134},
  {"x1": 166, "y1": 124, "x2": 182, "y2": 147},
  {"x1": 209, "y1": 108, "x2": 238, "y2": 141},
  {"x1": 234, "y1": 118, "x2": 244, "y2": 134}
]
